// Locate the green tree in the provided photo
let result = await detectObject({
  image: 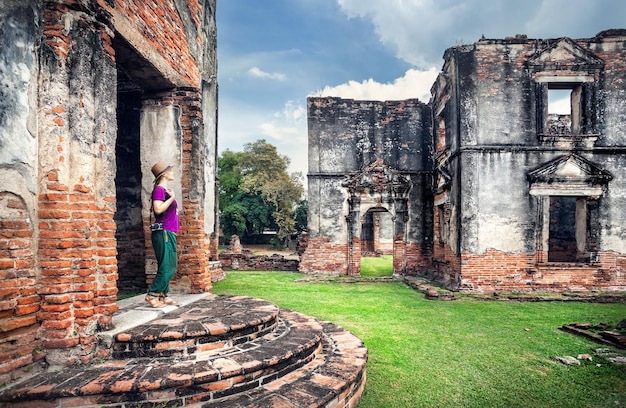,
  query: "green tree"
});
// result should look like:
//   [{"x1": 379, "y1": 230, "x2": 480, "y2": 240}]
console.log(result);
[
  {"x1": 294, "y1": 199, "x2": 308, "y2": 232},
  {"x1": 218, "y1": 150, "x2": 244, "y2": 209},
  {"x1": 218, "y1": 140, "x2": 304, "y2": 244}
]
